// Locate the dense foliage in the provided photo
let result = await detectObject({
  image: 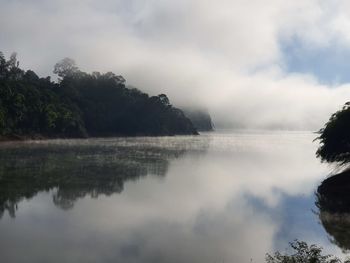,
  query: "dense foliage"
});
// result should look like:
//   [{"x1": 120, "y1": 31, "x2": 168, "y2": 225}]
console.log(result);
[
  {"x1": 0, "y1": 52, "x2": 198, "y2": 138},
  {"x1": 316, "y1": 103, "x2": 350, "y2": 164},
  {"x1": 266, "y1": 240, "x2": 348, "y2": 263}
]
